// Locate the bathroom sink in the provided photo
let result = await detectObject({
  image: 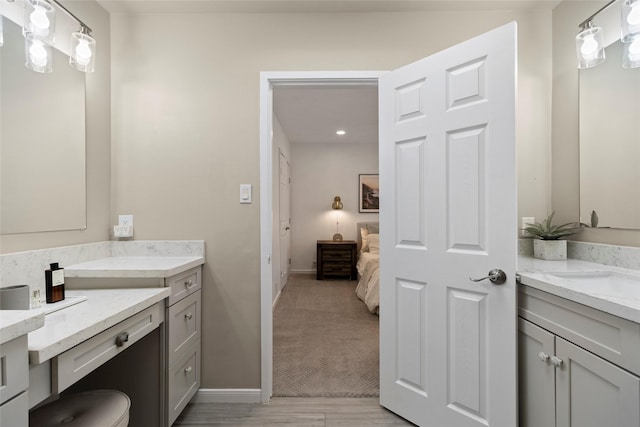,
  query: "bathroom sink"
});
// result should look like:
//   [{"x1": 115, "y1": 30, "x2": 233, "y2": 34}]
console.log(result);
[{"x1": 547, "y1": 271, "x2": 640, "y2": 297}]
